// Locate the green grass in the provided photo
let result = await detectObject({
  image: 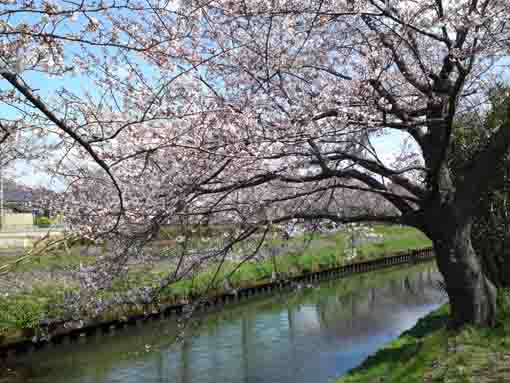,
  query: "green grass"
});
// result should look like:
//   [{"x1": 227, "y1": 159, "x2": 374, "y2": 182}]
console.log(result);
[
  {"x1": 36, "y1": 225, "x2": 429, "y2": 298},
  {"x1": 0, "y1": 241, "x2": 99, "y2": 274},
  {"x1": 337, "y1": 289, "x2": 510, "y2": 383},
  {"x1": 110, "y1": 224, "x2": 431, "y2": 302},
  {"x1": 0, "y1": 224, "x2": 432, "y2": 331},
  {"x1": 338, "y1": 305, "x2": 450, "y2": 383},
  {"x1": 0, "y1": 283, "x2": 73, "y2": 332},
  {"x1": 357, "y1": 224, "x2": 432, "y2": 257},
  {"x1": 12, "y1": 250, "x2": 97, "y2": 272}
]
